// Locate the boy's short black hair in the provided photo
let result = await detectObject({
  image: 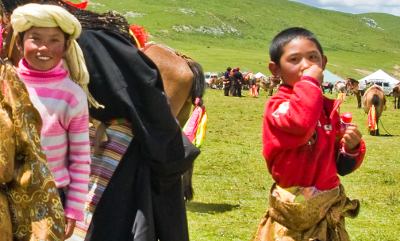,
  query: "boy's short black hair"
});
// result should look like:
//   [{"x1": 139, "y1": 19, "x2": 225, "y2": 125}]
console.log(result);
[{"x1": 269, "y1": 27, "x2": 324, "y2": 65}]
